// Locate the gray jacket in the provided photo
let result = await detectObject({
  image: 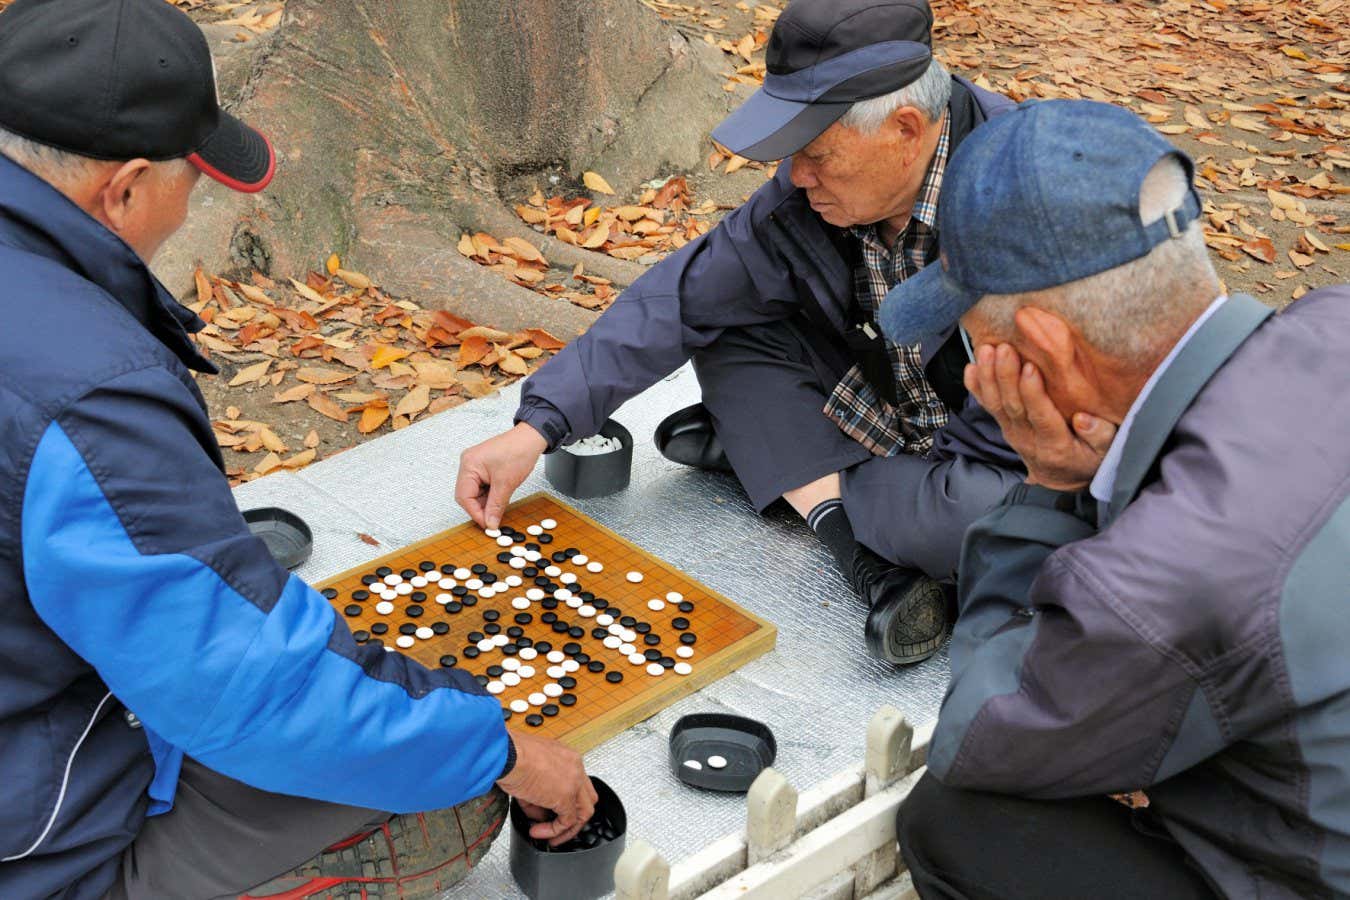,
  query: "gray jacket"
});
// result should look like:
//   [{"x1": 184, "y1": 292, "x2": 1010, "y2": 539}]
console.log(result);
[{"x1": 930, "y1": 288, "x2": 1350, "y2": 899}]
